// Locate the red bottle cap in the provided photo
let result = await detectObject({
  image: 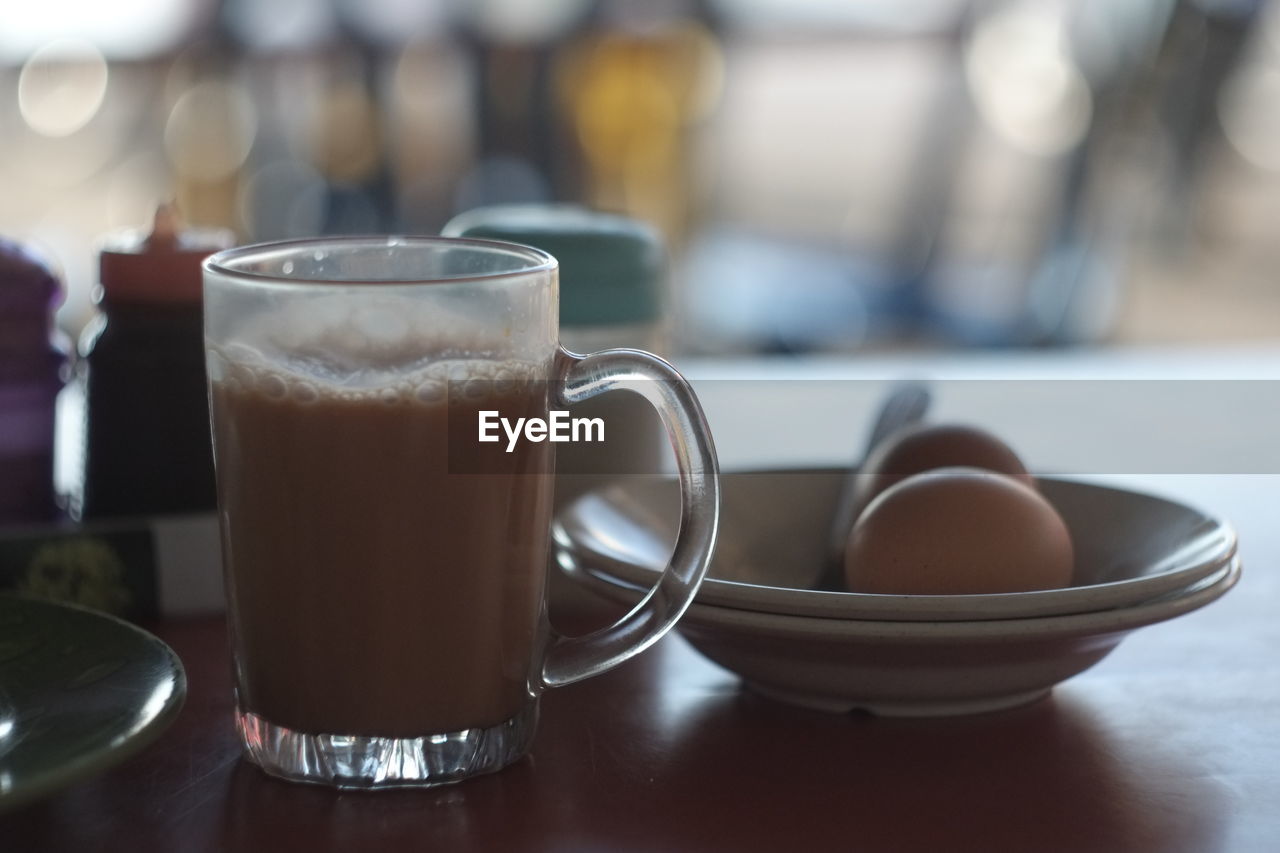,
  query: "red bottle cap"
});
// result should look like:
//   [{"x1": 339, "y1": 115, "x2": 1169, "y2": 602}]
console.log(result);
[{"x1": 98, "y1": 204, "x2": 234, "y2": 304}]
